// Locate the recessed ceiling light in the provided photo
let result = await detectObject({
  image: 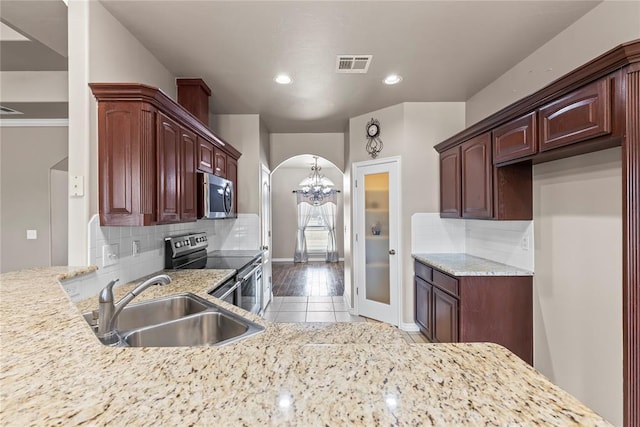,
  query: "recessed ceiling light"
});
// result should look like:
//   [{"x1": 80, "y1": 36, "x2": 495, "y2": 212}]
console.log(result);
[
  {"x1": 274, "y1": 74, "x2": 292, "y2": 85},
  {"x1": 383, "y1": 74, "x2": 403, "y2": 85}
]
